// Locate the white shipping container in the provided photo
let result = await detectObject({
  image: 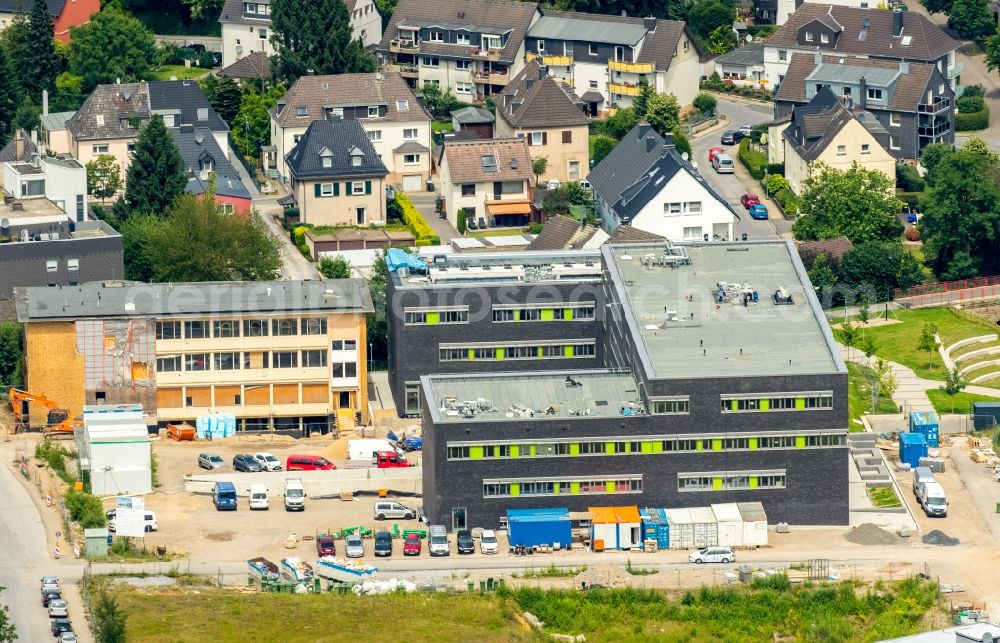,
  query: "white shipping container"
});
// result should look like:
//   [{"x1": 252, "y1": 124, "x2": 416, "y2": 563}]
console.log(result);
[
  {"x1": 711, "y1": 503, "x2": 744, "y2": 547},
  {"x1": 737, "y1": 502, "x2": 768, "y2": 547},
  {"x1": 663, "y1": 508, "x2": 695, "y2": 549},
  {"x1": 688, "y1": 507, "x2": 719, "y2": 548}
]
